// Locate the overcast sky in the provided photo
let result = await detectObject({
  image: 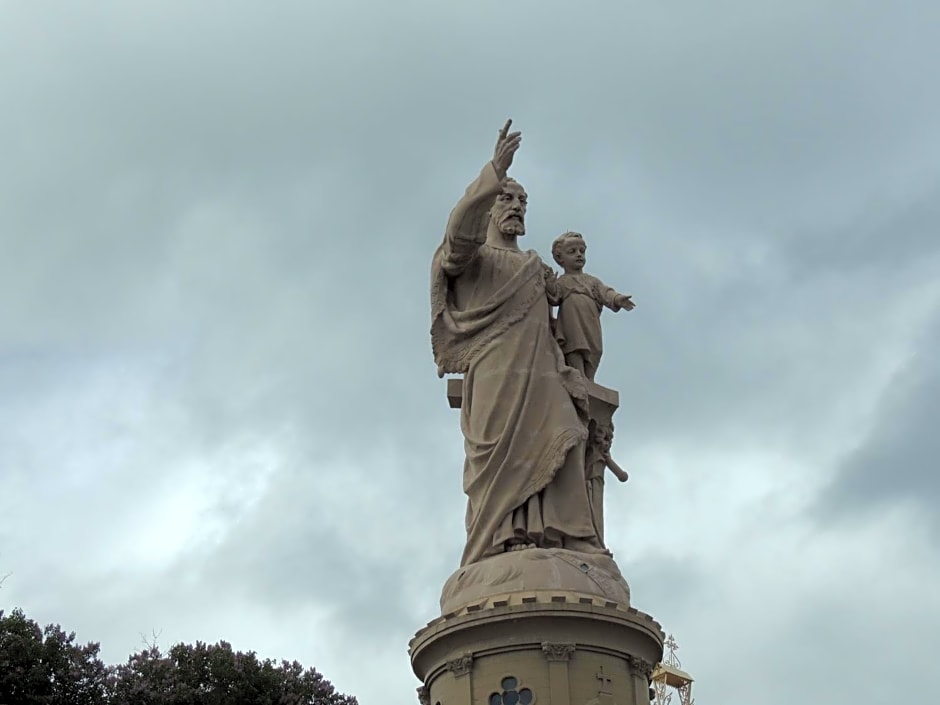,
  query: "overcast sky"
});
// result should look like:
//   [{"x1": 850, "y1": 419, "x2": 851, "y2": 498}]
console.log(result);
[{"x1": 2, "y1": 2, "x2": 939, "y2": 704}]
